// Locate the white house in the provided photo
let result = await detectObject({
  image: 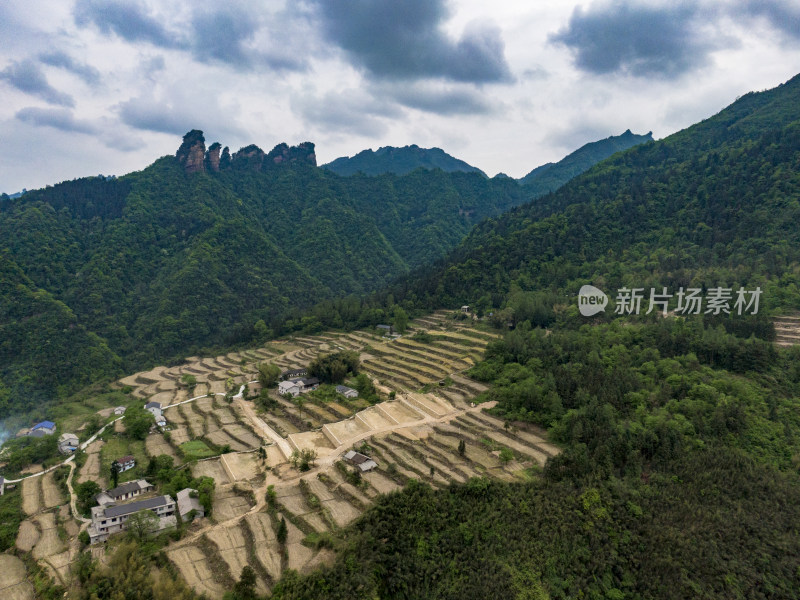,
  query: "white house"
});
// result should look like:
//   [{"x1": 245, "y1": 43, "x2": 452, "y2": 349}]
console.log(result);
[
  {"x1": 95, "y1": 479, "x2": 155, "y2": 506},
  {"x1": 58, "y1": 433, "x2": 79, "y2": 454},
  {"x1": 177, "y1": 488, "x2": 205, "y2": 520},
  {"x1": 88, "y1": 495, "x2": 176, "y2": 544},
  {"x1": 144, "y1": 402, "x2": 162, "y2": 418},
  {"x1": 336, "y1": 385, "x2": 359, "y2": 399},
  {"x1": 279, "y1": 379, "x2": 302, "y2": 397},
  {"x1": 344, "y1": 450, "x2": 378, "y2": 472},
  {"x1": 113, "y1": 406, "x2": 126, "y2": 416},
  {"x1": 114, "y1": 455, "x2": 136, "y2": 472}
]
